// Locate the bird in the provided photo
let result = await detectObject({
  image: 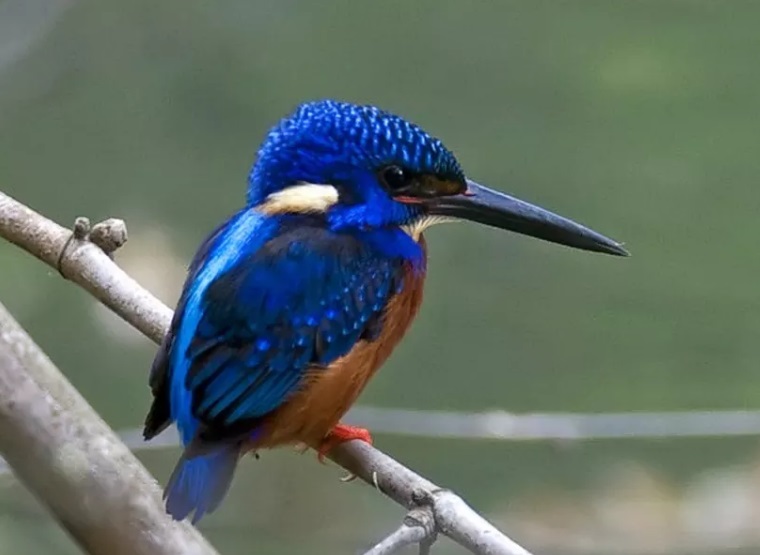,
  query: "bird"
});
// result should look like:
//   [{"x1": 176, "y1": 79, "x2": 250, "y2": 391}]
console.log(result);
[{"x1": 143, "y1": 99, "x2": 628, "y2": 524}]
